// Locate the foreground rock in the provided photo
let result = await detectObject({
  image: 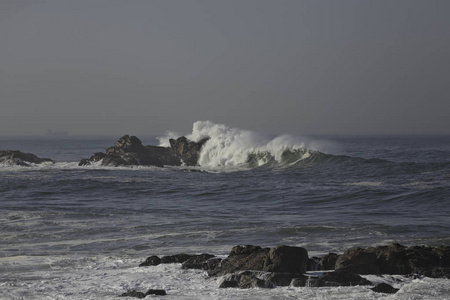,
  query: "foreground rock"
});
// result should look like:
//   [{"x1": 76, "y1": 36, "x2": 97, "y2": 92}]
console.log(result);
[
  {"x1": 0, "y1": 150, "x2": 53, "y2": 166},
  {"x1": 79, "y1": 135, "x2": 209, "y2": 167},
  {"x1": 334, "y1": 243, "x2": 450, "y2": 277},
  {"x1": 208, "y1": 245, "x2": 309, "y2": 277},
  {"x1": 371, "y1": 282, "x2": 399, "y2": 294},
  {"x1": 134, "y1": 243, "x2": 450, "y2": 294},
  {"x1": 121, "y1": 289, "x2": 166, "y2": 298}
]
